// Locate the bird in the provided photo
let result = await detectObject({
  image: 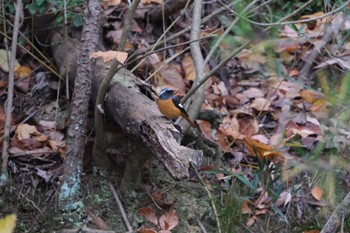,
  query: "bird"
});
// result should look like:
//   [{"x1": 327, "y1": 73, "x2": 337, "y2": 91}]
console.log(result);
[{"x1": 156, "y1": 88, "x2": 197, "y2": 128}]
